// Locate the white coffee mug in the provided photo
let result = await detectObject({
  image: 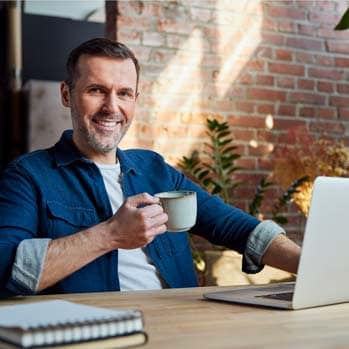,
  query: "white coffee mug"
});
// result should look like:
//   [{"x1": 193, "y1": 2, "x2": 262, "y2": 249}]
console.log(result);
[{"x1": 154, "y1": 190, "x2": 197, "y2": 232}]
